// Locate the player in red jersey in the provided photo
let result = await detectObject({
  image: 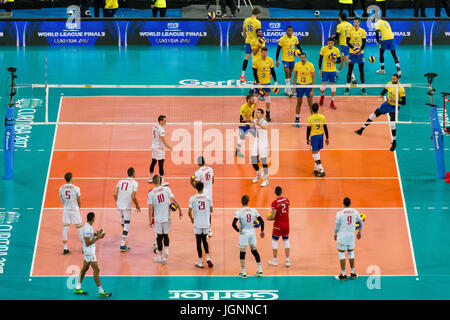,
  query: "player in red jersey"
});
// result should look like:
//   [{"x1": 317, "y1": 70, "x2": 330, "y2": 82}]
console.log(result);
[{"x1": 267, "y1": 186, "x2": 291, "y2": 267}]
